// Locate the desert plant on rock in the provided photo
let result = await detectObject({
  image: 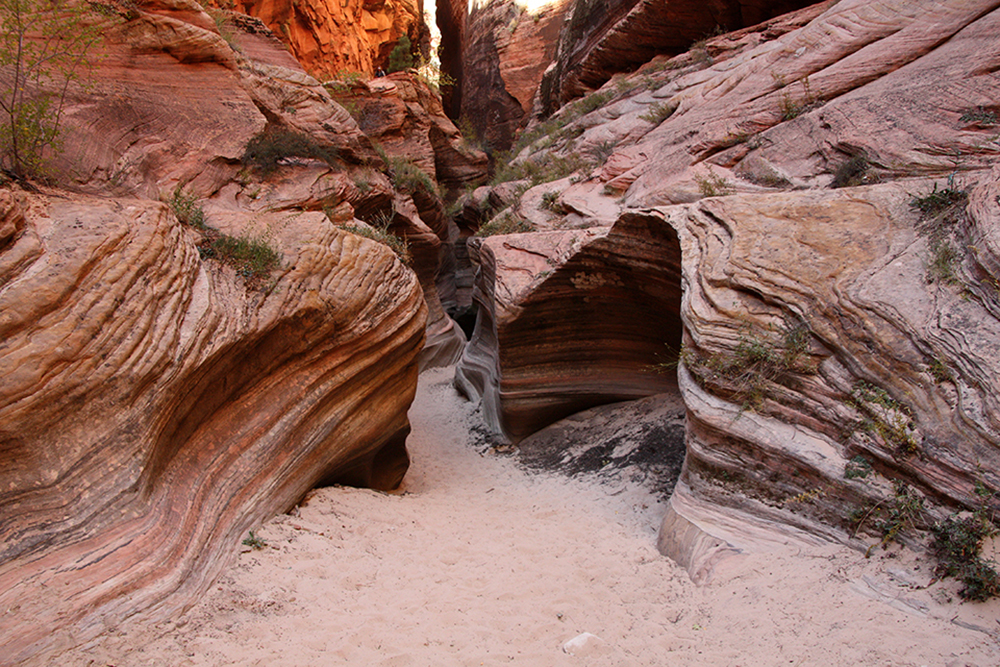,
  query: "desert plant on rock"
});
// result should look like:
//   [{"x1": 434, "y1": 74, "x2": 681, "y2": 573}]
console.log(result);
[
  {"x1": 241, "y1": 128, "x2": 340, "y2": 176},
  {"x1": 831, "y1": 155, "x2": 877, "y2": 188},
  {"x1": 200, "y1": 231, "x2": 281, "y2": 287},
  {"x1": 0, "y1": 0, "x2": 104, "y2": 180},
  {"x1": 932, "y1": 482, "x2": 1000, "y2": 601},
  {"x1": 694, "y1": 170, "x2": 734, "y2": 197},
  {"x1": 169, "y1": 186, "x2": 207, "y2": 229},
  {"x1": 639, "y1": 101, "x2": 676, "y2": 125},
  {"x1": 475, "y1": 212, "x2": 533, "y2": 237},
  {"x1": 388, "y1": 157, "x2": 438, "y2": 196},
  {"x1": 337, "y1": 211, "x2": 411, "y2": 265}
]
